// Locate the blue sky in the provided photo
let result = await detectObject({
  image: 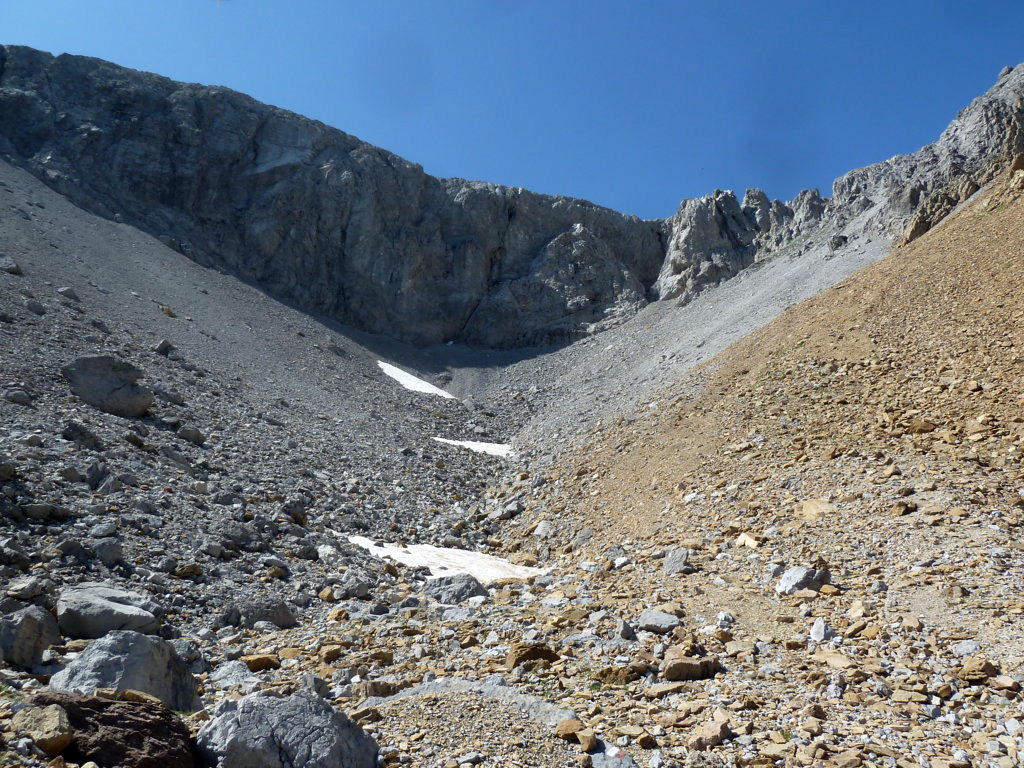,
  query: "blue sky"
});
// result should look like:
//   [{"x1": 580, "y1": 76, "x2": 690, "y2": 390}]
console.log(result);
[{"x1": 3, "y1": 1, "x2": 1022, "y2": 219}]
